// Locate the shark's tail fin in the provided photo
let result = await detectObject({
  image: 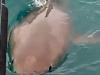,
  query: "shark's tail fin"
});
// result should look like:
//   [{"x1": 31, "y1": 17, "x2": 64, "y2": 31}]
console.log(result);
[{"x1": 73, "y1": 32, "x2": 100, "y2": 45}]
